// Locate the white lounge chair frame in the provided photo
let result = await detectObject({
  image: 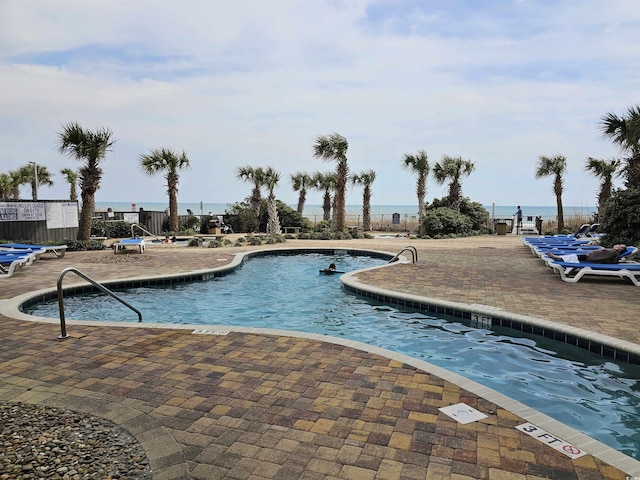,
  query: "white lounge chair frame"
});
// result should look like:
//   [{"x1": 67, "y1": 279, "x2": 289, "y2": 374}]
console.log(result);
[
  {"x1": 112, "y1": 238, "x2": 145, "y2": 254},
  {"x1": 0, "y1": 253, "x2": 36, "y2": 278},
  {"x1": 548, "y1": 261, "x2": 640, "y2": 286},
  {"x1": 0, "y1": 243, "x2": 67, "y2": 258}
]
